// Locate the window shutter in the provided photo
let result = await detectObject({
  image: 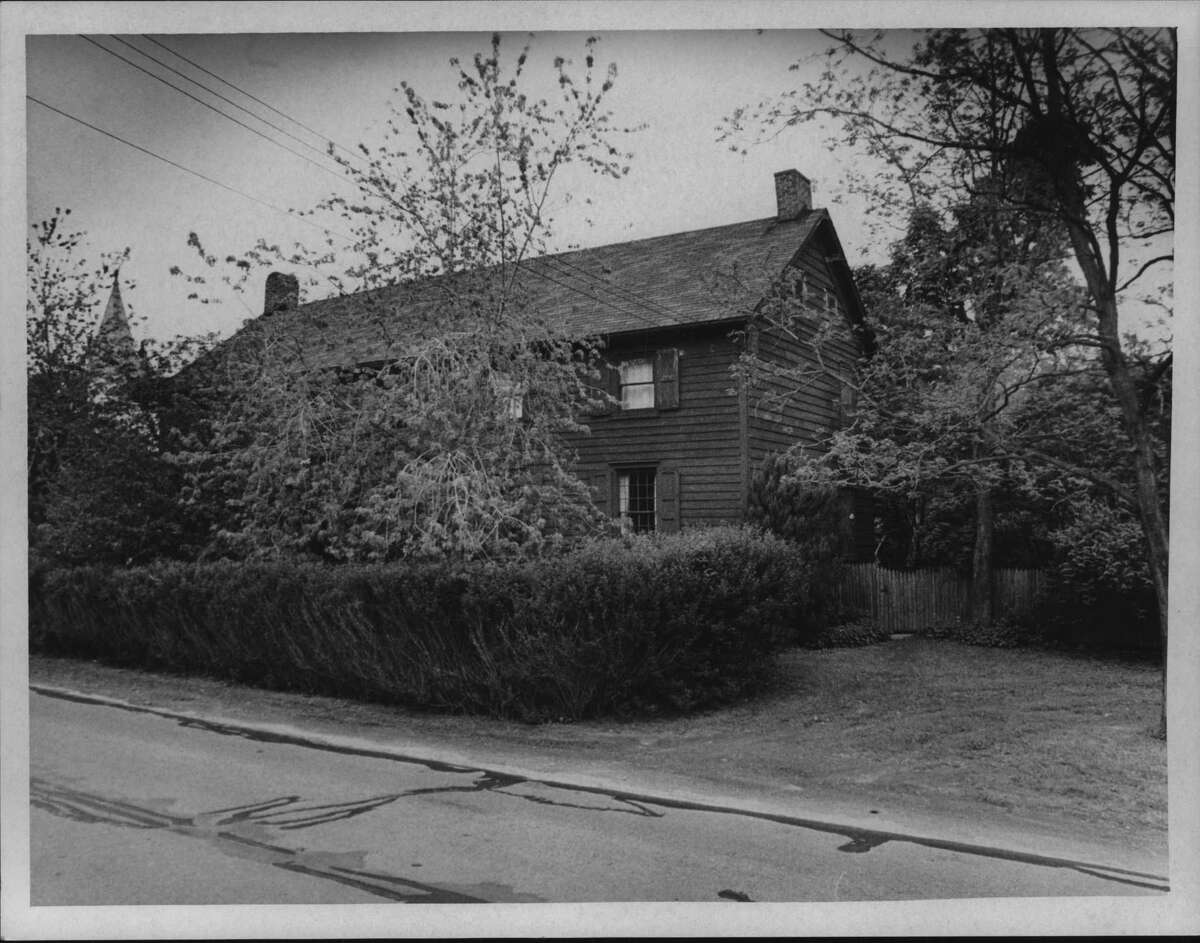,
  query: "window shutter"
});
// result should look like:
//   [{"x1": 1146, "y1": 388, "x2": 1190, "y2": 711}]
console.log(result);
[
  {"x1": 653, "y1": 348, "x2": 679, "y2": 410},
  {"x1": 656, "y1": 468, "x2": 680, "y2": 533}
]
